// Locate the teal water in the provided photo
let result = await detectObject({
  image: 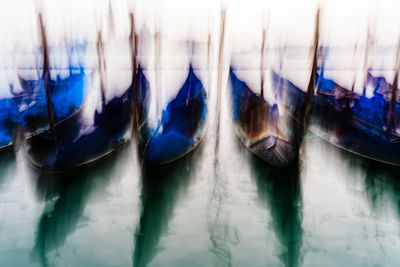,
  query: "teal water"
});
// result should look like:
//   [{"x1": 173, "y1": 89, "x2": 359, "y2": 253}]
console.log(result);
[{"x1": 1, "y1": 108, "x2": 400, "y2": 266}]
